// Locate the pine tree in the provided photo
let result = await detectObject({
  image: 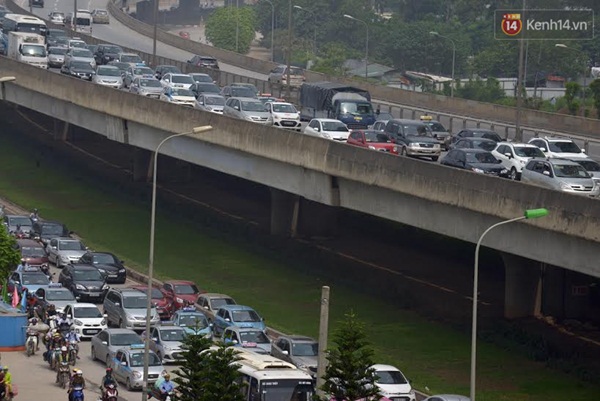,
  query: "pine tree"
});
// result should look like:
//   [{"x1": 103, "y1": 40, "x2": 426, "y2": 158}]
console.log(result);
[
  {"x1": 173, "y1": 330, "x2": 213, "y2": 401},
  {"x1": 321, "y1": 311, "x2": 381, "y2": 401}
]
